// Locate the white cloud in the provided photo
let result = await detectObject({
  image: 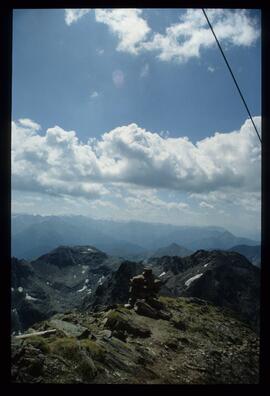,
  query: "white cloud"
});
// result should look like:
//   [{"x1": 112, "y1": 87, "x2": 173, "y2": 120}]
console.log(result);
[
  {"x1": 95, "y1": 117, "x2": 261, "y2": 192},
  {"x1": 112, "y1": 69, "x2": 125, "y2": 88},
  {"x1": 65, "y1": 9, "x2": 91, "y2": 26},
  {"x1": 64, "y1": 9, "x2": 259, "y2": 65},
  {"x1": 123, "y1": 189, "x2": 190, "y2": 213},
  {"x1": 12, "y1": 117, "x2": 261, "y2": 203},
  {"x1": 140, "y1": 63, "x2": 149, "y2": 78},
  {"x1": 90, "y1": 91, "x2": 99, "y2": 99},
  {"x1": 141, "y1": 9, "x2": 259, "y2": 63},
  {"x1": 95, "y1": 9, "x2": 151, "y2": 55},
  {"x1": 91, "y1": 9, "x2": 259, "y2": 63},
  {"x1": 12, "y1": 121, "x2": 106, "y2": 199},
  {"x1": 207, "y1": 66, "x2": 215, "y2": 73},
  {"x1": 199, "y1": 201, "x2": 214, "y2": 209},
  {"x1": 192, "y1": 190, "x2": 261, "y2": 214},
  {"x1": 17, "y1": 118, "x2": 41, "y2": 131}
]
